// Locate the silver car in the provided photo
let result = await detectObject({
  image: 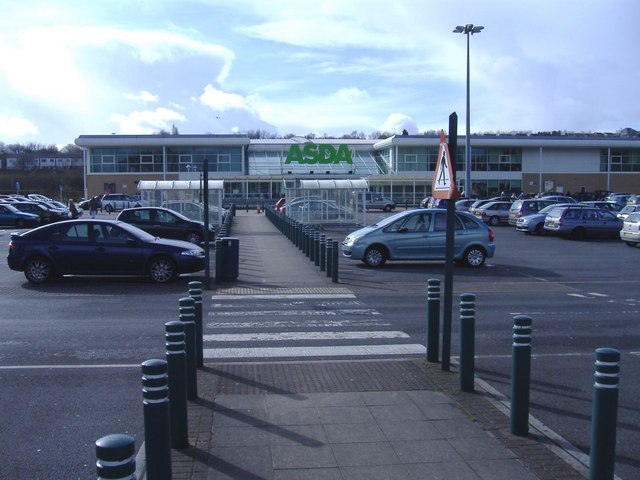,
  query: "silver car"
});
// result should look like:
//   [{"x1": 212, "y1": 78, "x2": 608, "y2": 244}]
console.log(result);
[
  {"x1": 620, "y1": 212, "x2": 640, "y2": 246},
  {"x1": 472, "y1": 201, "x2": 512, "y2": 226},
  {"x1": 341, "y1": 209, "x2": 496, "y2": 267},
  {"x1": 543, "y1": 205, "x2": 622, "y2": 239}
]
